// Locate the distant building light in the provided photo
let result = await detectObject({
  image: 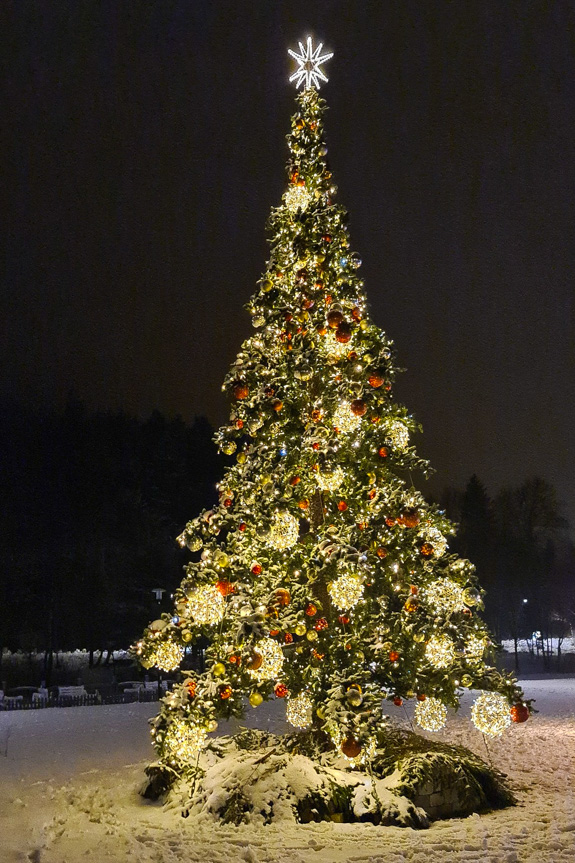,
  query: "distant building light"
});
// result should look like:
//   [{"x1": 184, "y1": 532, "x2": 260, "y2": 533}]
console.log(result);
[{"x1": 522, "y1": 598, "x2": 528, "y2": 604}]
